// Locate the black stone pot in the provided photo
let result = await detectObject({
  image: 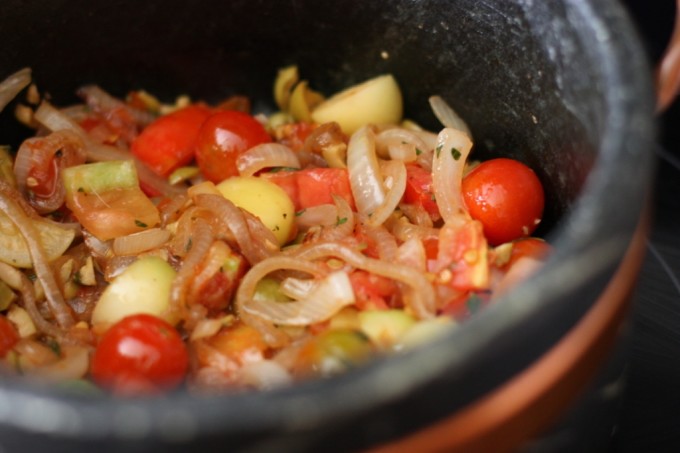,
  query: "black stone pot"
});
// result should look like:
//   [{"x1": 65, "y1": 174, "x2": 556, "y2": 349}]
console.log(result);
[{"x1": 0, "y1": 1, "x2": 655, "y2": 452}]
